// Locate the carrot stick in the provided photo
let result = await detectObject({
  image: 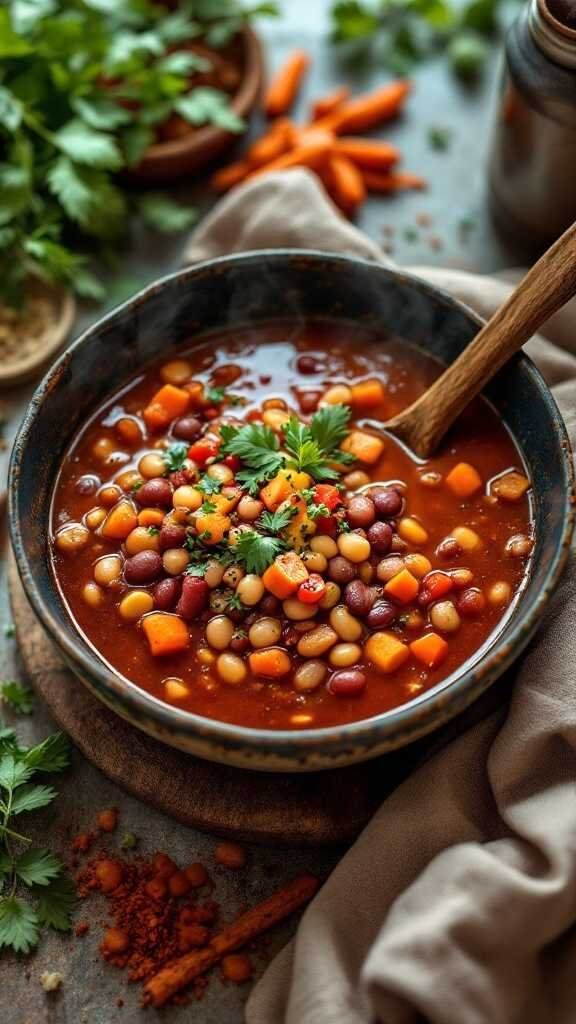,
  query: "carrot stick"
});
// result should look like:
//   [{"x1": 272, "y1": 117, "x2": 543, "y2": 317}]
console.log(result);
[
  {"x1": 247, "y1": 118, "x2": 295, "y2": 168},
  {"x1": 245, "y1": 129, "x2": 334, "y2": 180},
  {"x1": 264, "y1": 49, "x2": 310, "y2": 117},
  {"x1": 210, "y1": 158, "x2": 252, "y2": 192},
  {"x1": 311, "y1": 86, "x2": 350, "y2": 120},
  {"x1": 314, "y1": 80, "x2": 412, "y2": 135},
  {"x1": 326, "y1": 153, "x2": 366, "y2": 215},
  {"x1": 335, "y1": 137, "x2": 399, "y2": 171},
  {"x1": 142, "y1": 874, "x2": 319, "y2": 1008},
  {"x1": 361, "y1": 170, "x2": 427, "y2": 193}
]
